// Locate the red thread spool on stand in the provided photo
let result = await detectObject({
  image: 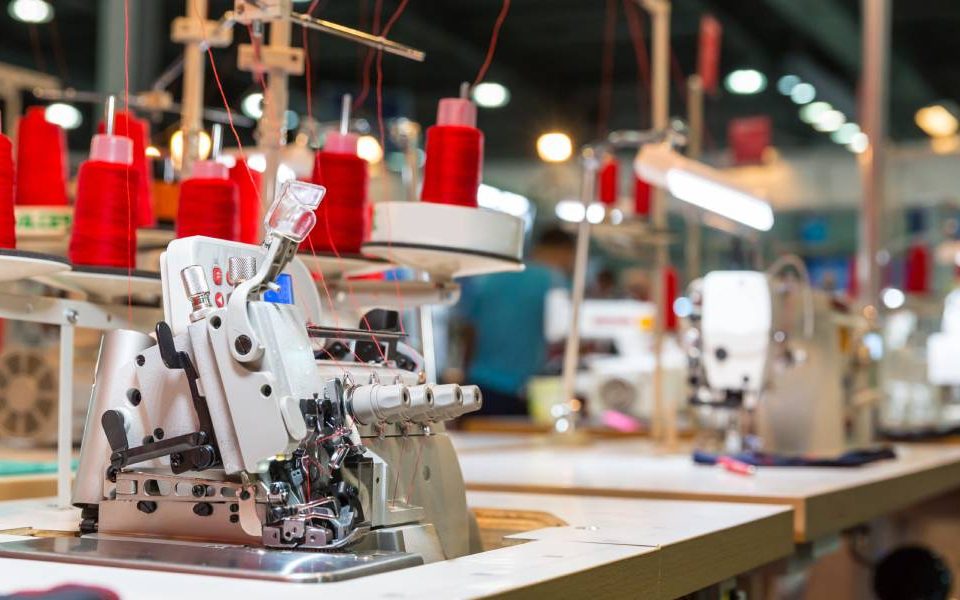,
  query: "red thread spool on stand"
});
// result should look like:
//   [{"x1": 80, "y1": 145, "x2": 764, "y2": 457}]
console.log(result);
[
  {"x1": 634, "y1": 176, "x2": 652, "y2": 218},
  {"x1": 904, "y1": 243, "x2": 931, "y2": 295},
  {"x1": 99, "y1": 111, "x2": 155, "y2": 227},
  {"x1": 420, "y1": 97, "x2": 483, "y2": 207},
  {"x1": 176, "y1": 161, "x2": 240, "y2": 241},
  {"x1": 0, "y1": 133, "x2": 16, "y2": 248},
  {"x1": 69, "y1": 129, "x2": 140, "y2": 268},
  {"x1": 15, "y1": 107, "x2": 68, "y2": 206},
  {"x1": 598, "y1": 156, "x2": 619, "y2": 206},
  {"x1": 308, "y1": 131, "x2": 369, "y2": 254},
  {"x1": 230, "y1": 158, "x2": 263, "y2": 245}
]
